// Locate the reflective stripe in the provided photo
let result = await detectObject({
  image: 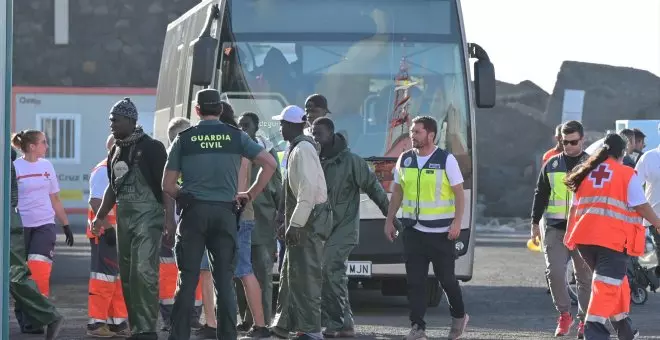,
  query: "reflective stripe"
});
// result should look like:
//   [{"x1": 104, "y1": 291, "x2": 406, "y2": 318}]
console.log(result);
[
  {"x1": 577, "y1": 196, "x2": 629, "y2": 211},
  {"x1": 90, "y1": 272, "x2": 118, "y2": 283},
  {"x1": 402, "y1": 199, "x2": 453, "y2": 209},
  {"x1": 160, "y1": 298, "x2": 175, "y2": 305},
  {"x1": 593, "y1": 273, "x2": 623, "y2": 286},
  {"x1": 27, "y1": 254, "x2": 52, "y2": 264},
  {"x1": 576, "y1": 207, "x2": 643, "y2": 225},
  {"x1": 194, "y1": 300, "x2": 203, "y2": 306},
  {"x1": 401, "y1": 211, "x2": 455, "y2": 220},
  {"x1": 160, "y1": 256, "x2": 176, "y2": 264},
  {"x1": 88, "y1": 318, "x2": 107, "y2": 325},
  {"x1": 585, "y1": 315, "x2": 608, "y2": 324},
  {"x1": 610, "y1": 313, "x2": 628, "y2": 322}
]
